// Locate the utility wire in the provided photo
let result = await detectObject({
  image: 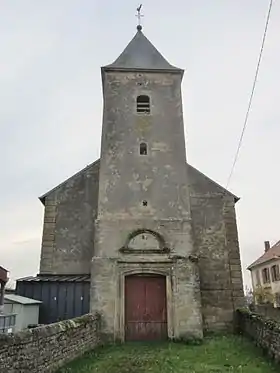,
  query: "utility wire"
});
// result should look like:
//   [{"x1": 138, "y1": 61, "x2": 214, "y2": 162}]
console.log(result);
[{"x1": 226, "y1": 0, "x2": 273, "y2": 189}]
